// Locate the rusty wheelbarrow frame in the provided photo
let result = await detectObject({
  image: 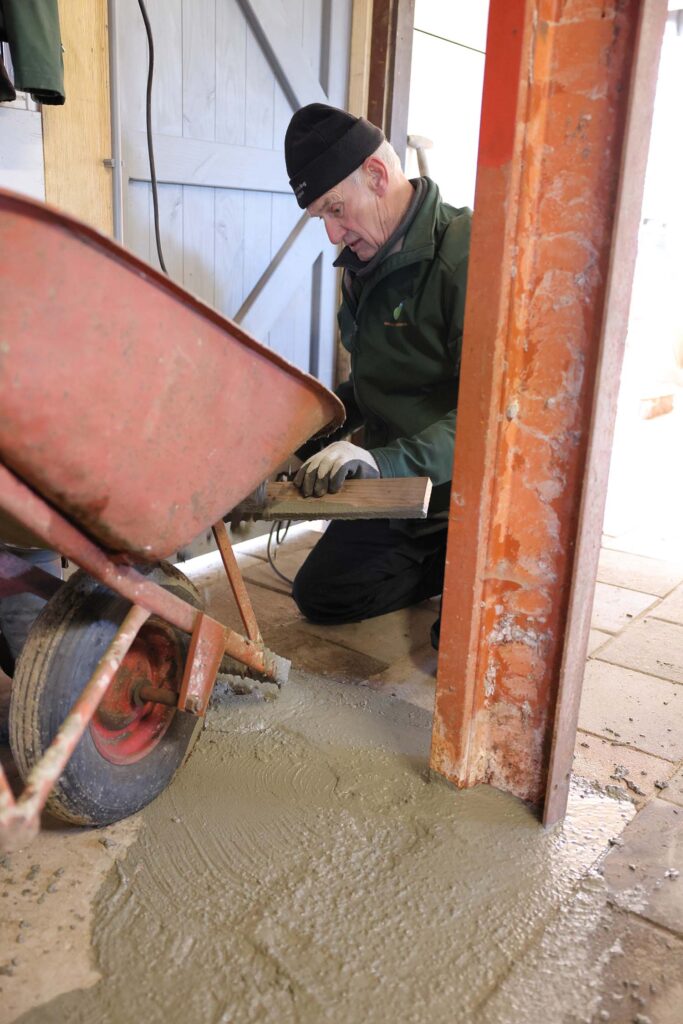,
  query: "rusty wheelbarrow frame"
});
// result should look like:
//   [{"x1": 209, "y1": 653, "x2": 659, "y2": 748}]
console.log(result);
[
  {"x1": 0, "y1": 188, "x2": 344, "y2": 852},
  {"x1": 0, "y1": 464, "x2": 289, "y2": 852}
]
